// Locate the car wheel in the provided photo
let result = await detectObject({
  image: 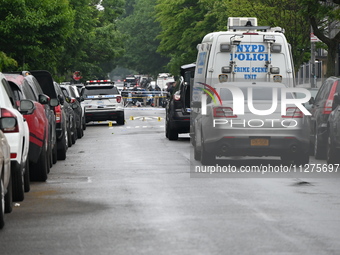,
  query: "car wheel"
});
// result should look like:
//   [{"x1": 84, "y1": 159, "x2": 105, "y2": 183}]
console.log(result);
[
  {"x1": 67, "y1": 126, "x2": 73, "y2": 148},
  {"x1": 82, "y1": 116, "x2": 86, "y2": 130},
  {"x1": 327, "y1": 134, "x2": 339, "y2": 164},
  {"x1": 30, "y1": 147, "x2": 48, "y2": 182},
  {"x1": 165, "y1": 120, "x2": 169, "y2": 138},
  {"x1": 294, "y1": 152, "x2": 310, "y2": 166},
  {"x1": 167, "y1": 121, "x2": 178, "y2": 140},
  {"x1": 117, "y1": 115, "x2": 125, "y2": 125},
  {"x1": 77, "y1": 126, "x2": 84, "y2": 139},
  {"x1": 12, "y1": 163, "x2": 24, "y2": 202},
  {"x1": 194, "y1": 144, "x2": 201, "y2": 161},
  {"x1": 47, "y1": 143, "x2": 52, "y2": 171},
  {"x1": 0, "y1": 178, "x2": 5, "y2": 229},
  {"x1": 4, "y1": 173, "x2": 12, "y2": 214},
  {"x1": 201, "y1": 139, "x2": 215, "y2": 166},
  {"x1": 71, "y1": 128, "x2": 77, "y2": 144},
  {"x1": 314, "y1": 131, "x2": 326, "y2": 159},
  {"x1": 52, "y1": 140, "x2": 58, "y2": 164},
  {"x1": 24, "y1": 159, "x2": 30, "y2": 193},
  {"x1": 57, "y1": 130, "x2": 67, "y2": 160}
]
